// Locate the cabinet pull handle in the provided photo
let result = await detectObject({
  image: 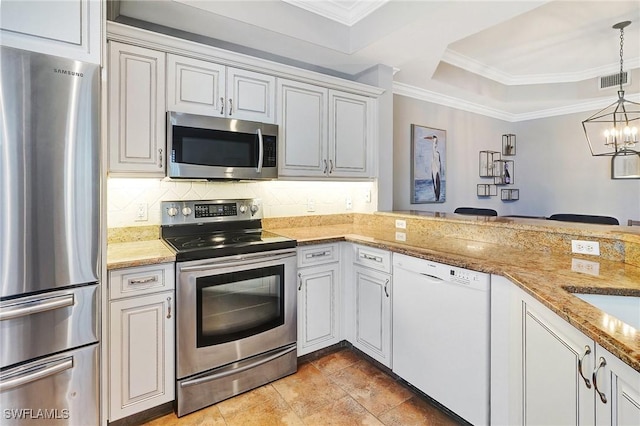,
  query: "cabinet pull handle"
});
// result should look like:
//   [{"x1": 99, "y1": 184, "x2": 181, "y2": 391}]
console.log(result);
[
  {"x1": 592, "y1": 356, "x2": 607, "y2": 404},
  {"x1": 129, "y1": 276, "x2": 157, "y2": 285},
  {"x1": 362, "y1": 253, "x2": 382, "y2": 263},
  {"x1": 578, "y1": 345, "x2": 592, "y2": 389},
  {"x1": 307, "y1": 251, "x2": 330, "y2": 258},
  {"x1": 229, "y1": 98, "x2": 233, "y2": 115},
  {"x1": 323, "y1": 159, "x2": 328, "y2": 174},
  {"x1": 220, "y1": 97, "x2": 225, "y2": 115},
  {"x1": 329, "y1": 159, "x2": 334, "y2": 173},
  {"x1": 158, "y1": 149, "x2": 163, "y2": 168},
  {"x1": 166, "y1": 297, "x2": 172, "y2": 319},
  {"x1": 297, "y1": 273, "x2": 302, "y2": 291},
  {"x1": 384, "y1": 278, "x2": 390, "y2": 298}
]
